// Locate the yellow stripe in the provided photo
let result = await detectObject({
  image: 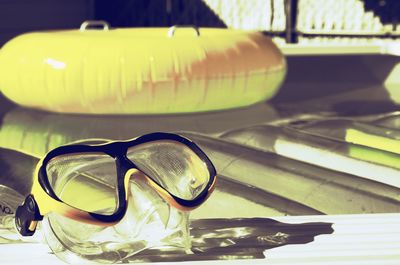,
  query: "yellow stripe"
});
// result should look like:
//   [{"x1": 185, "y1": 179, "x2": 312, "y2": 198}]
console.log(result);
[{"x1": 346, "y1": 129, "x2": 400, "y2": 154}]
